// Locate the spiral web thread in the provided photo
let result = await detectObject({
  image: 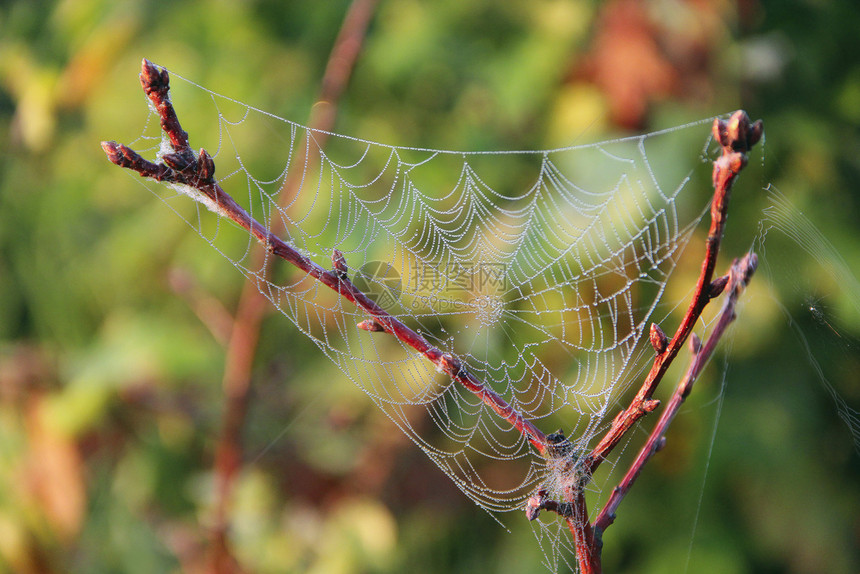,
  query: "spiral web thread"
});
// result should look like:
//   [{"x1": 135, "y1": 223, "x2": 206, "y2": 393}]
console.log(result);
[{"x1": 128, "y1": 72, "x2": 721, "y2": 564}]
